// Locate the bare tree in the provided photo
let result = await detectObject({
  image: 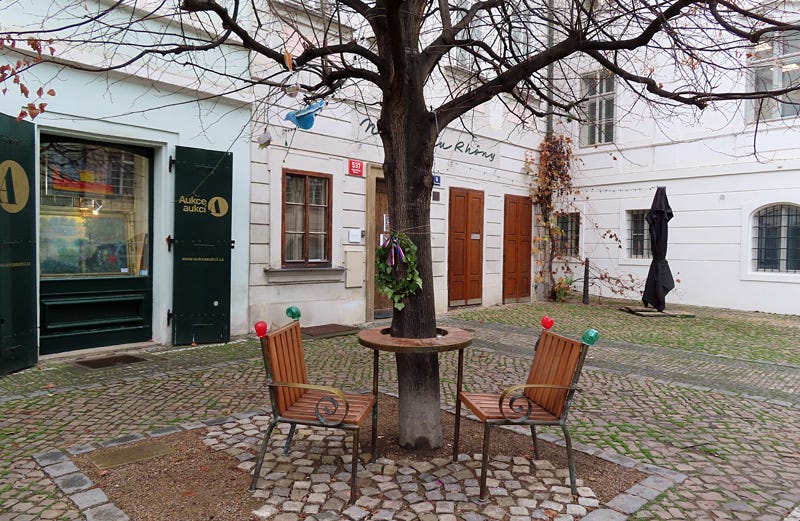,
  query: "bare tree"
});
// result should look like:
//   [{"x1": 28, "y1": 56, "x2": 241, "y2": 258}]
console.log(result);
[{"x1": 3, "y1": 0, "x2": 799, "y2": 448}]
